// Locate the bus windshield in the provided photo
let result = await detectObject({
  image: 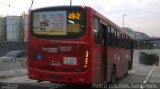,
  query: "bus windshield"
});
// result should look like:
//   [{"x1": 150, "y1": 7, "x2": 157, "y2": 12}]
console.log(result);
[{"x1": 32, "y1": 7, "x2": 86, "y2": 39}]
